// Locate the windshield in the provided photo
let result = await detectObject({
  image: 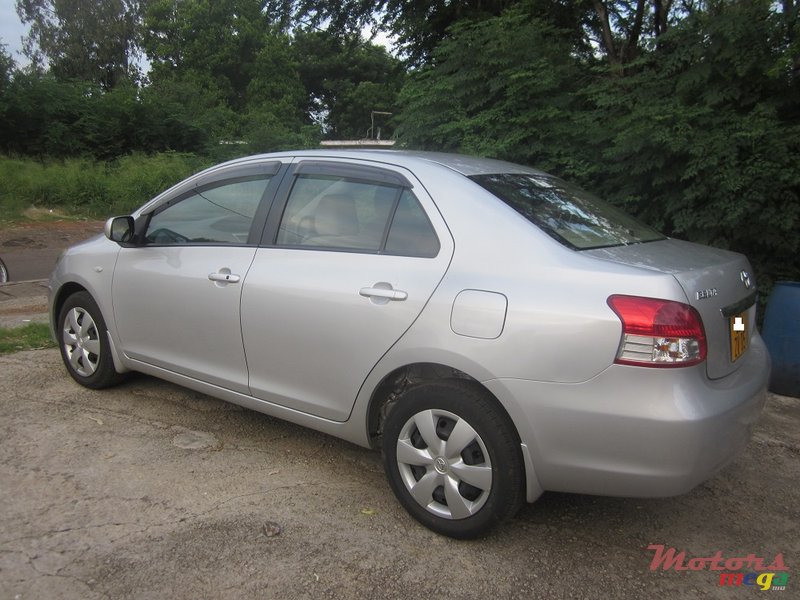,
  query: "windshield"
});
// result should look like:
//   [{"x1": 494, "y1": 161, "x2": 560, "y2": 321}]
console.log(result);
[{"x1": 470, "y1": 173, "x2": 664, "y2": 250}]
